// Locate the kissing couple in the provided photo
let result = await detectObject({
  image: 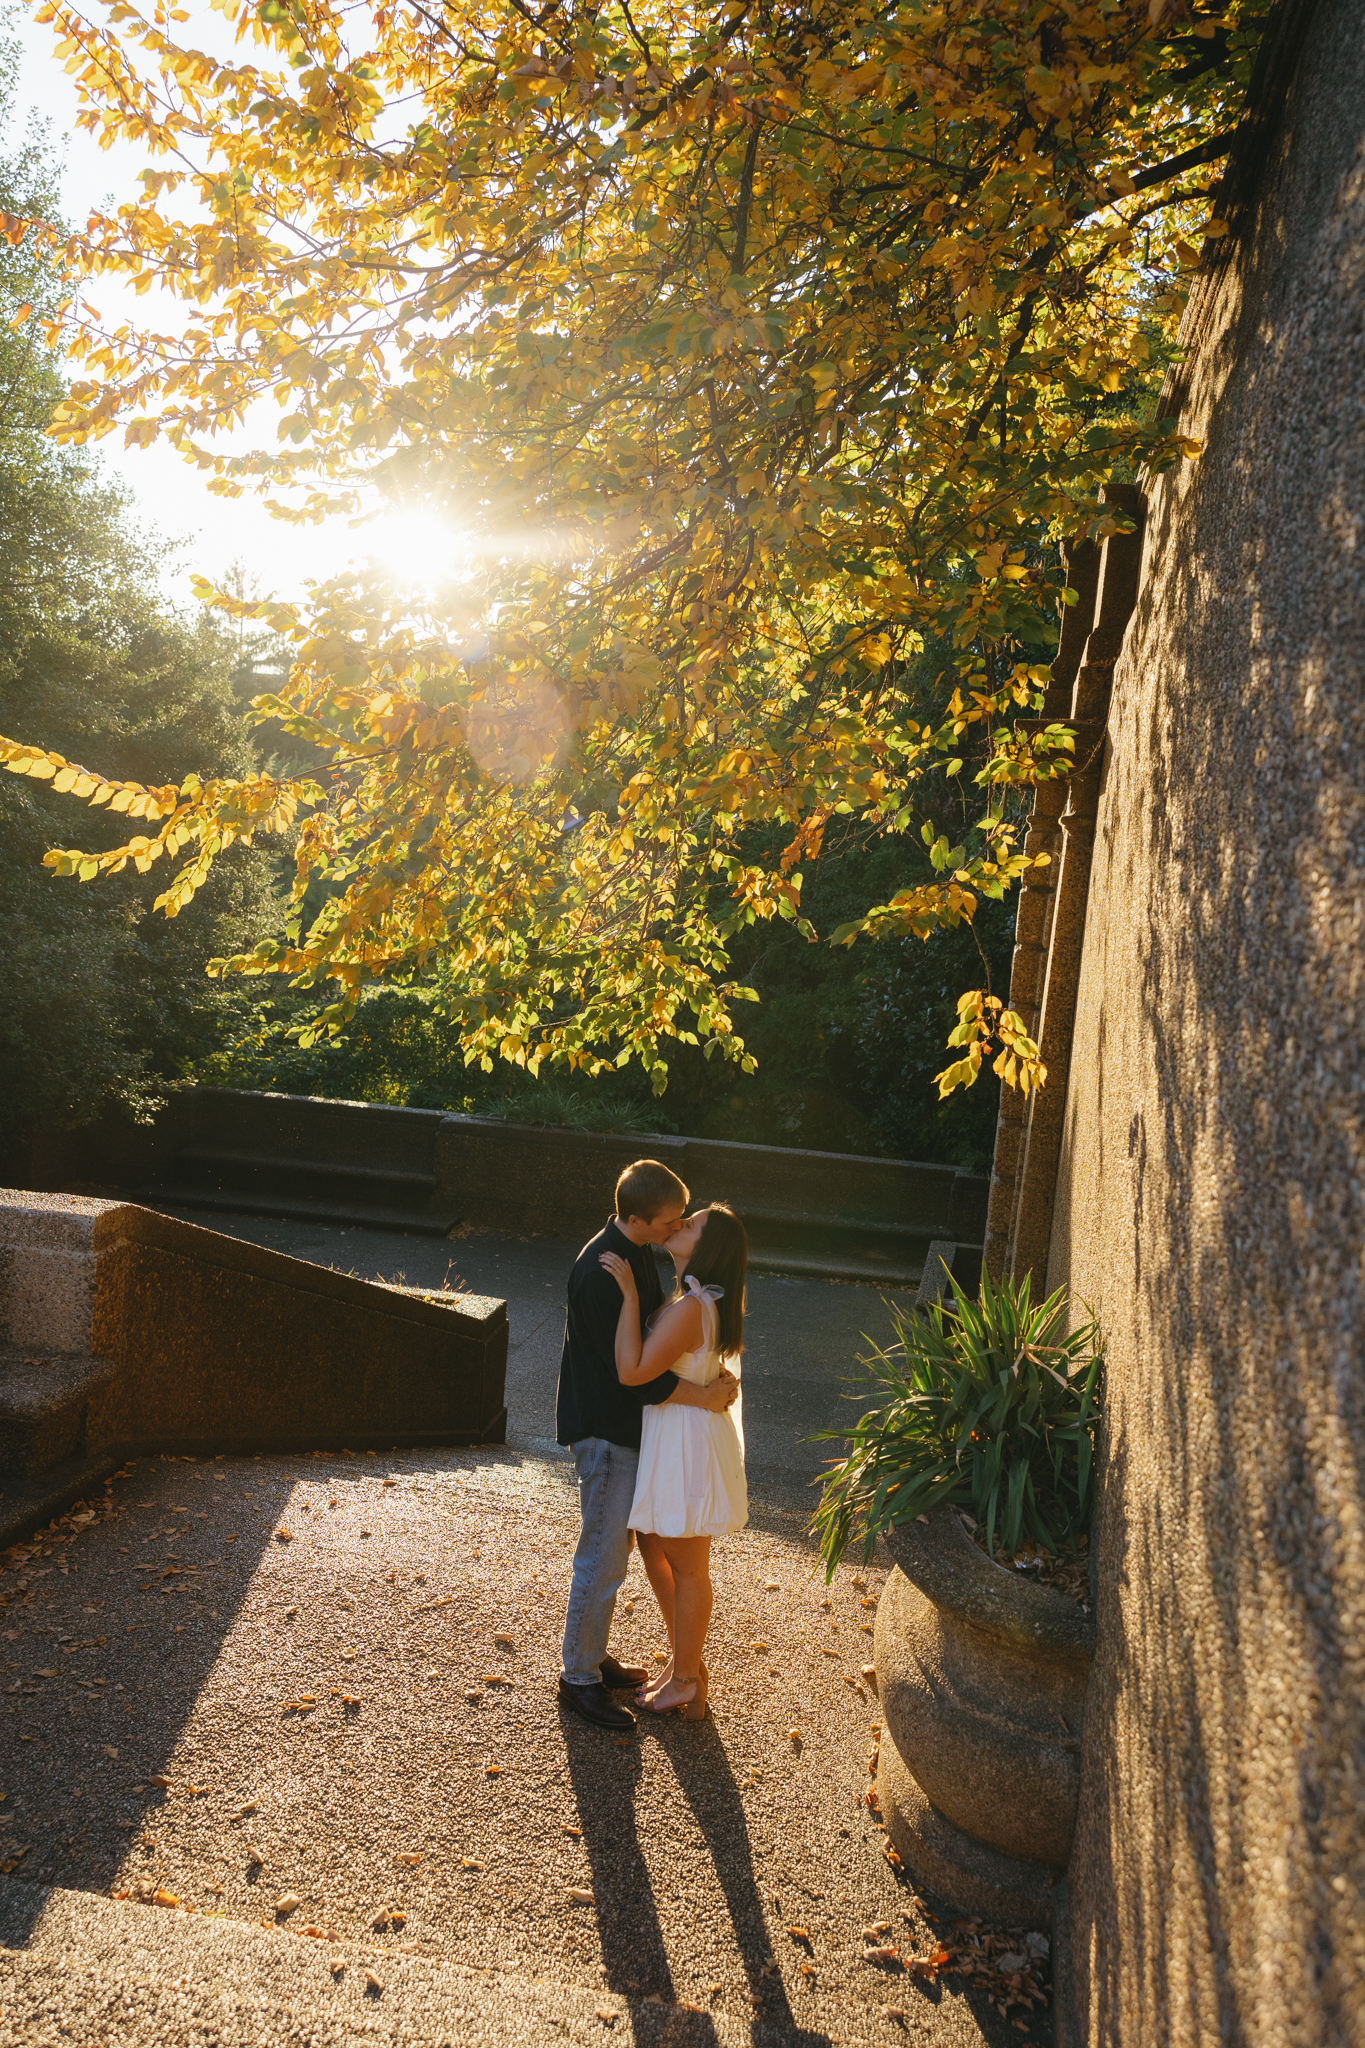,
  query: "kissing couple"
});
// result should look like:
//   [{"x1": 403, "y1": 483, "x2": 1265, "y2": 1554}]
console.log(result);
[{"x1": 556, "y1": 1159, "x2": 749, "y2": 1729}]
